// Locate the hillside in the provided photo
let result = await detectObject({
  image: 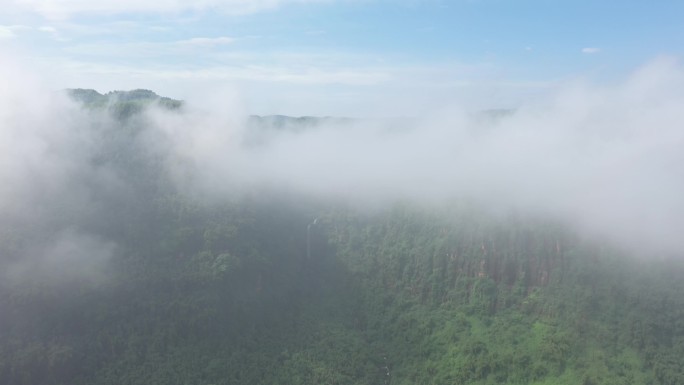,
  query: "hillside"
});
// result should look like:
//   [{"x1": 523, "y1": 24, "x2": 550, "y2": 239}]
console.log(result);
[{"x1": 0, "y1": 91, "x2": 683, "y2": 385}]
